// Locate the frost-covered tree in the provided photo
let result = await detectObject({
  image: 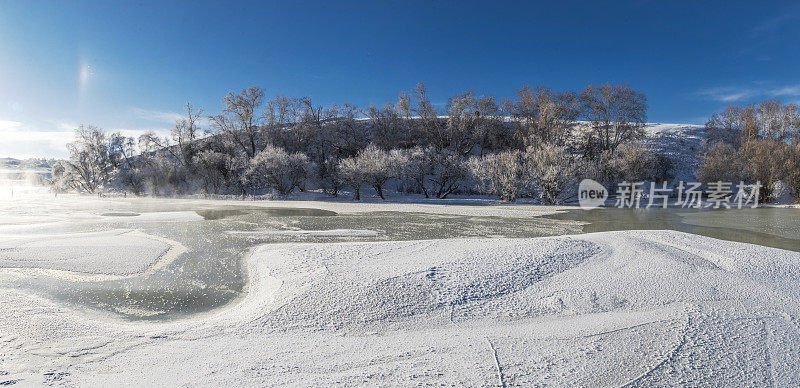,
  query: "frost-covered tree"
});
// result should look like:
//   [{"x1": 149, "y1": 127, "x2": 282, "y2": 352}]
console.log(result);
[
  {"x1": 246, "y1": 144, "x2": 313, "y2": 196},
  {"x1": 171, "y1": 102, "x2": 203, "y2": 168},
  {"x1": 108, "y1": 132, "x2": 136, "y2": 170},
  {"x1": 429, "y1": 151, "x2": 466, "y2": 199},
  {"x1": 367, "y1": 102, "x2": 405, "y2": 150},
  {"x1": 337, "y1": 157, "x2": 366, "y2": 200},
  {"x1": 336, "y1": 144, "x2": 399, "y2": 200},
  {"x1": 587, "y1": 141, "x2": 672, "y2": 189},
  {"x1": 193, "y1": 150, "x2": 232, "y2": 194},
  {"x1": 523, "y1": 144, "x2": 582, "y2": 204},
  {"x1": 137, "y1": 131, "x2": 187, "y2": 195},
  {"x1": 209, "y1": 86, "x2": 266, "y2": 159},
  {"x1": 784, "y1": 143, "x2": 800, "y2": 201},
  {"x1": 467, "y1": 150, "x2": 523, "y2": 201},
  {"x1": 55, "y1": 125, "x2": 113, "y2": 193},
  {"x1": 398, "y1": 146, "x2": 433, "y2": 197}
]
